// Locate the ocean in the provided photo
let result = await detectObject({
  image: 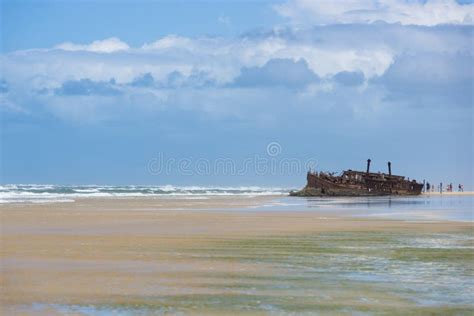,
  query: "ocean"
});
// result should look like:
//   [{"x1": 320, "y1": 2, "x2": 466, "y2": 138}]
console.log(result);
[
  {"x1": 1, "y1": 184, "x2": 472, "y2": 222},
  {"x1": 0, "y1": 184, "x2": 289, "y2": 204}
]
